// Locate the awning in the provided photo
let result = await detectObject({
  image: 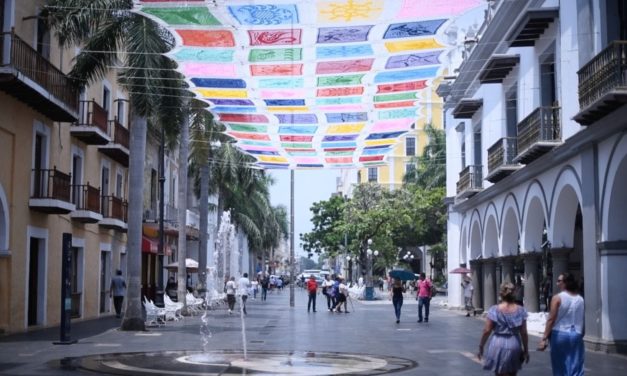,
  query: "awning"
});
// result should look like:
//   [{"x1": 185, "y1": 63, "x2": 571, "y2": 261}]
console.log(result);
[{"x1": 142, "y1": 236, "x2": 172, "y2": 255}]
